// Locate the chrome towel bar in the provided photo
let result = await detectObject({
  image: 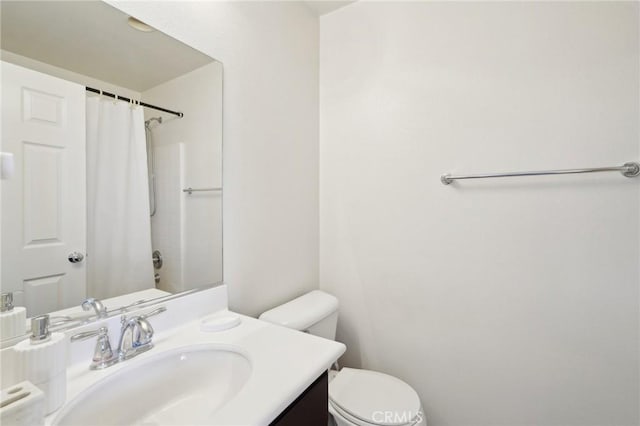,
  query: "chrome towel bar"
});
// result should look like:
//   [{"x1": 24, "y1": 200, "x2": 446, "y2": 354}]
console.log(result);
[
  {"x1": 441, "y1": 162, "x2": 640, "y2": 185},
  {"x1": 182, "y1": 187, "x2": 222, "y2": 195}
]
